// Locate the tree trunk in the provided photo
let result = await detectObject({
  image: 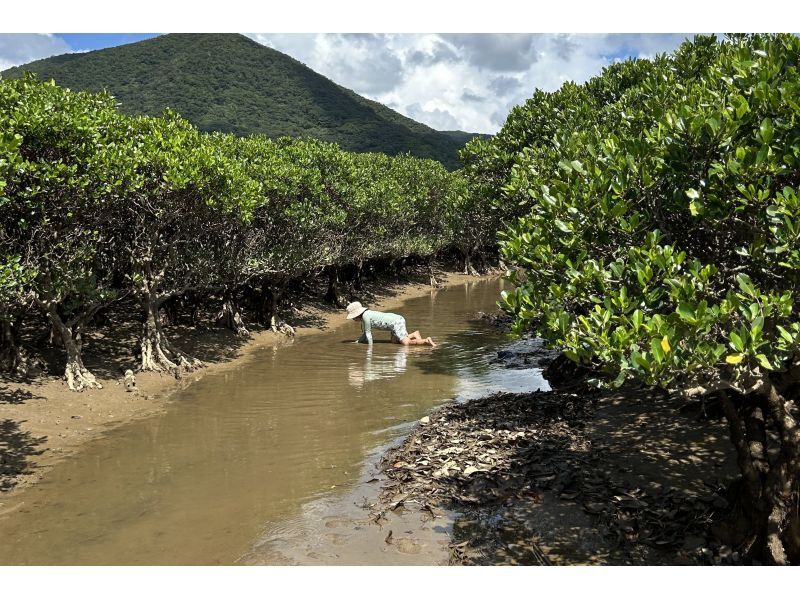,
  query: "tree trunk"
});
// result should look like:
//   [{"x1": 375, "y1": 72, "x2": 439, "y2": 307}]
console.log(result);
[
  {"x1": 0, "y1": 318, "x2": 26, "y2": 375},
  {"x1": 718, "y1": 387, "x2": 798, "y2": 564},
  {"x1": 393, "y1": 257, "x2": 405, "y2": 278},
  {"x1": 139, "y1": 291, "x2": 202, "y2": 374},
  {"x1": 161, "y1": 296, "x2": 180, "y2": 327},
  {"x1": 45, "y1": 306, "x2": 101, "y2": 391},
  {"x1": 216, "y1": 288, "x2": 249, "y2": 337},
  {"x1": 324, "y1": 266, "x2": 346, "y2": 308},
  {"x1": 261, "y1": 280, "x2": 295, "y2": 336},
  {"x1": 763, "y1": 382, "x2": 800, "y2": 564},
  {"x1": 187, "y1": 291, "x2": 201, "y2": 327},
  {"x1": 462, "y1": 248, "x2": 478, "y2": 276},
  {"x1": 427, "y1": 257, "x2": 442, "y2": 288},
  {"x1": 477, "y1": 250, "x2": 488, "y2": 271},
  {"x1": 48, "y1": 320, "x2": 64, "y2": 348},
  {"x1": 353, "y1": 259, "x2": 364, "y2": 291}
]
